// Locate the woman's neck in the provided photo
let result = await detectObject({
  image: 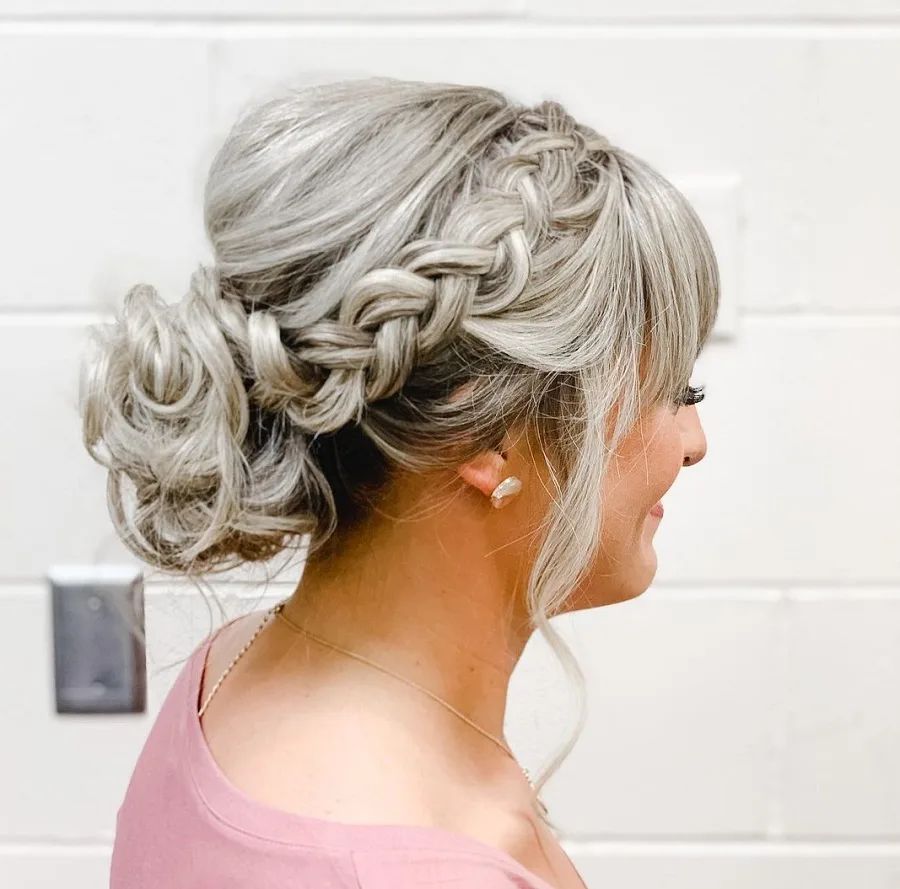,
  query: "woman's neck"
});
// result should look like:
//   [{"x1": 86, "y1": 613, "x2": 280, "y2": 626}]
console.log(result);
[{"x1": 280, "y1": 480, "x2": 535, "y2": 750}]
